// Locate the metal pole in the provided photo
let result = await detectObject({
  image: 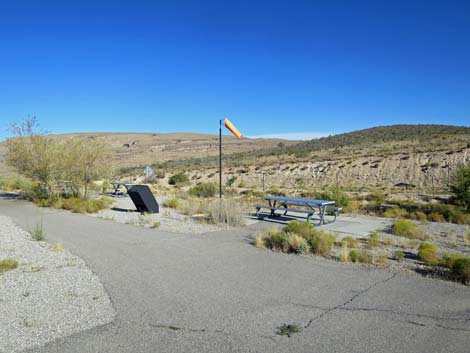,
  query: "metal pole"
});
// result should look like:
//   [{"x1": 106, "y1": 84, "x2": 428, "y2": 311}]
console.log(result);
[{"x1": 219, "y1": 119, "x2": 222, "y2": 199}]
